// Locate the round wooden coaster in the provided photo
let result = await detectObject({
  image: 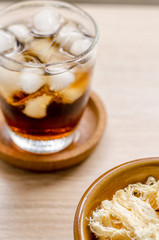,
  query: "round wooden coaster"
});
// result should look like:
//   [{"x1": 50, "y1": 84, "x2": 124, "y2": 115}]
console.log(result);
[{"x1": 0, "y1": 92, "x2": 106, "y2": 172}]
